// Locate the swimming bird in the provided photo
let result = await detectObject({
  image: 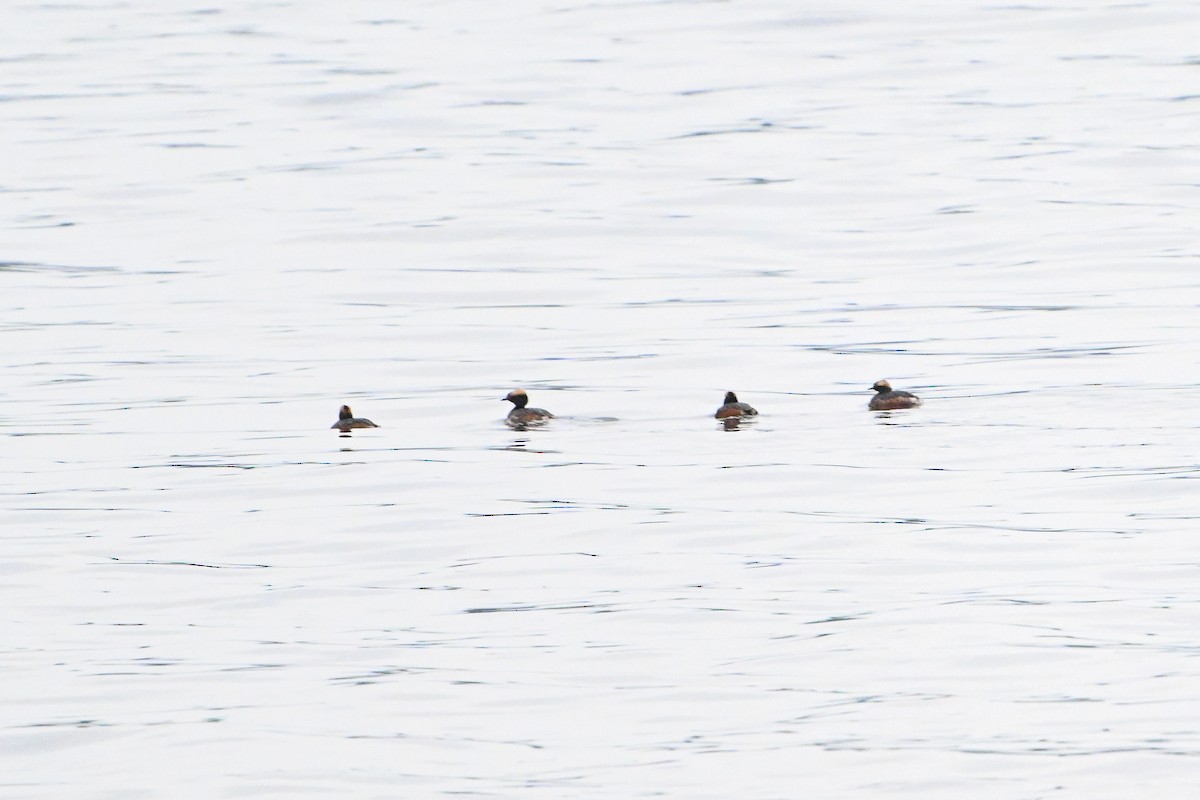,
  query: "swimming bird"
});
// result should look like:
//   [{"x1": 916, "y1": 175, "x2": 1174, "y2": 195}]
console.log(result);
[
  {"x1": 714, "y1": 391, "x2": 758, "y2": 420},
  {"x1": 503, "y1": 389, "x2": 553, "y2": 430},
  {"x1": 868, "y1": 380, "x2": 921, "y2": 411},
  {"x1": 331, "y1": 404, "x2": 379, "y2": 431}
]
